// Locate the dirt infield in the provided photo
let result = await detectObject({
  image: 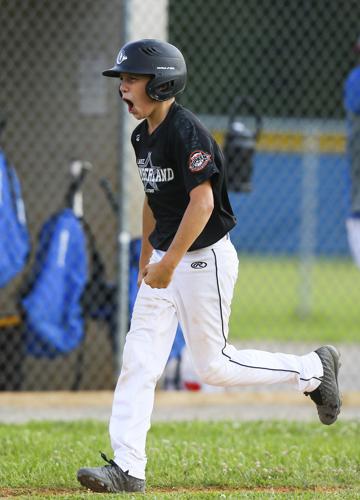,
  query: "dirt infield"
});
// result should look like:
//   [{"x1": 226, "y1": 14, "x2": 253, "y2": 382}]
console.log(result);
[
  {"x1": 0, "y1": 390, "x2": 359, "y2": 423},
  {"x1": 0, "y1": 485, "x2": 352, "y2": 497}
]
